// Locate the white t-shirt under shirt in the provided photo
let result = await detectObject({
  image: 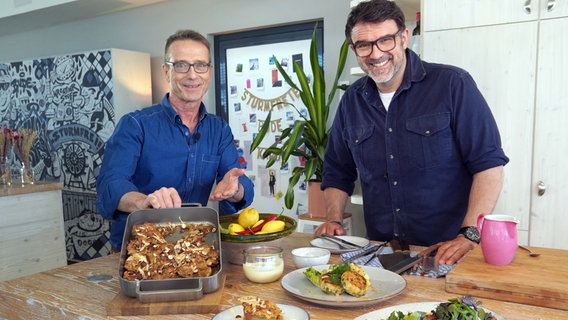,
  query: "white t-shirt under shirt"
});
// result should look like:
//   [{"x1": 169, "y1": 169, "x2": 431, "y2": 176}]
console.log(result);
[{"x1": 379, "y1": 90, "x2": 395, "y2": 111}]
